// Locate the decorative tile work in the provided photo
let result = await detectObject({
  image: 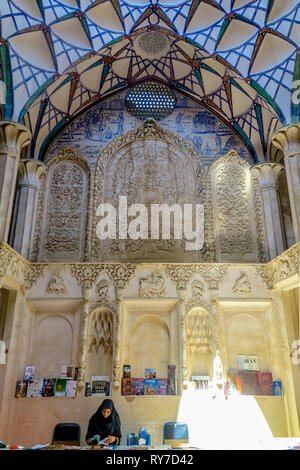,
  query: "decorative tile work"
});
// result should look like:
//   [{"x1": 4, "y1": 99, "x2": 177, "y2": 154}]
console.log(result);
[
  {"x1": 1, "y1": 1, "x2": 298, "y2": 161},
  {"x1": 46, "y1": 91, "x2": 251, "y2": 168}
]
